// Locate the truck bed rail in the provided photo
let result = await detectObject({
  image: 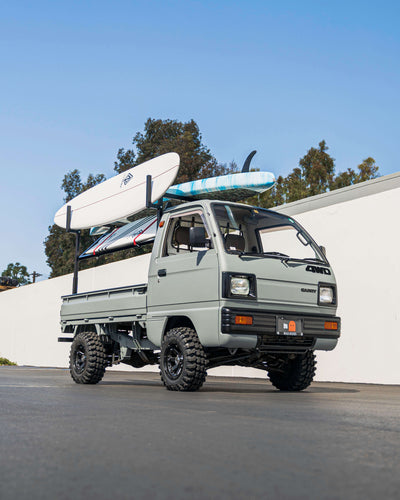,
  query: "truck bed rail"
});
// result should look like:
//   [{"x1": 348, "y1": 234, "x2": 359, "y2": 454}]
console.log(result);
[{"x1": 61, "y1": 284, "x2": 148, "y2": 326}]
